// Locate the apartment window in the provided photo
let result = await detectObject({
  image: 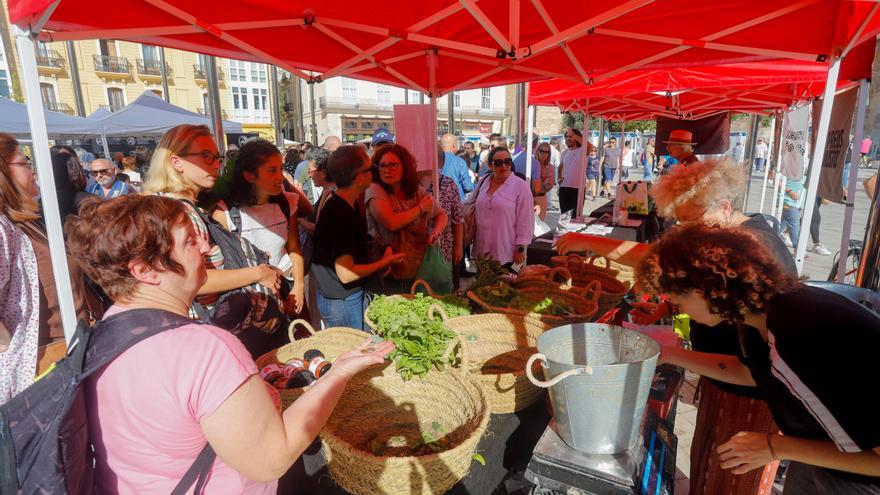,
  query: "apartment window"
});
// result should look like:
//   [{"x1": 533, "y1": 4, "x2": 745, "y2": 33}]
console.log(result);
[
  {"x1": 377, "y1": 85, "x2": 391, "y2": 105},
  {"x1": 0, "y1": 70, "x2": 10, "y2": 98},
  {"x1": 481, "y1": 88, "x2": 491, "y2": 110},
  {"x1": 142, "y1": 45, "x2": 159, "y2": 62},
  {"x1": 260, "y1": 88, "x2": 268, "y2": 110},
  {"x1": 259, "y1": 65, "x2": 267, "y2": 83},
  {"x1": 232, "y1": 87, "x2": 248, "y2": 110},
  {"x1": 342, "y1": 78, "x2": 357, "y2": 103},
  {"x1": 408, "y1": 90, "x2": 420, "y2": 102},
  {"x1": 229, "y1": 60, "x2": 238, "y2": 82},
  {"x1": 37, "y1": 42, "x2": 50, "y2": 58},
  {"x1": 98, "y1": 40, "x2": 117, "y2": 58},
  {"x1": 251, "y1": 63, "x2": 258, "y2": 83},
  {"x1": 363, "y1": 120, "x2": 373, "y2": 130},
  {"x1": 454, "y1": 91, "x2": 460, "y2": 108},
  {"x1": 202, "y1": 93, "x2": 209, "y2": 112},
  {"x1": 107, "y1": 87, "x2": 125, "y2": 111},
  {"x1": 252, "y1": 88, "x2": 261, "y2": 110},
  {"x1": 346, "y1": 120, "x2": 357, "y2": 129},
  {"x1": 40, "y1": 83, "x2": 57, "y2": 110}
]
